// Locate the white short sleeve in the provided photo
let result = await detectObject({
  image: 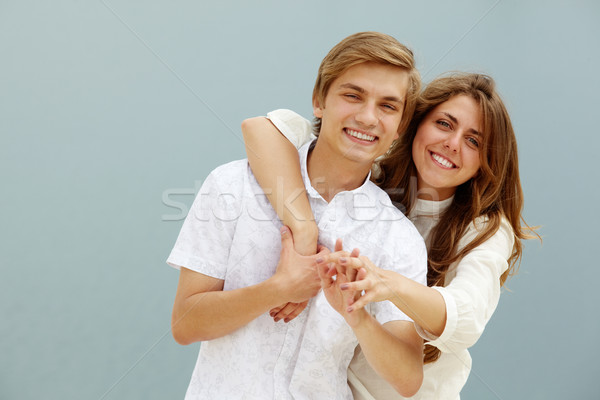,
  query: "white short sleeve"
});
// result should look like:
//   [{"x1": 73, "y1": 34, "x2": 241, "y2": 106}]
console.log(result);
[
  {"x1": 166, "y1": 169, "x2": 241, "y2": 279},
  {"x1": 266, "y1": 109, "x2": 315, "y2": 149}
]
